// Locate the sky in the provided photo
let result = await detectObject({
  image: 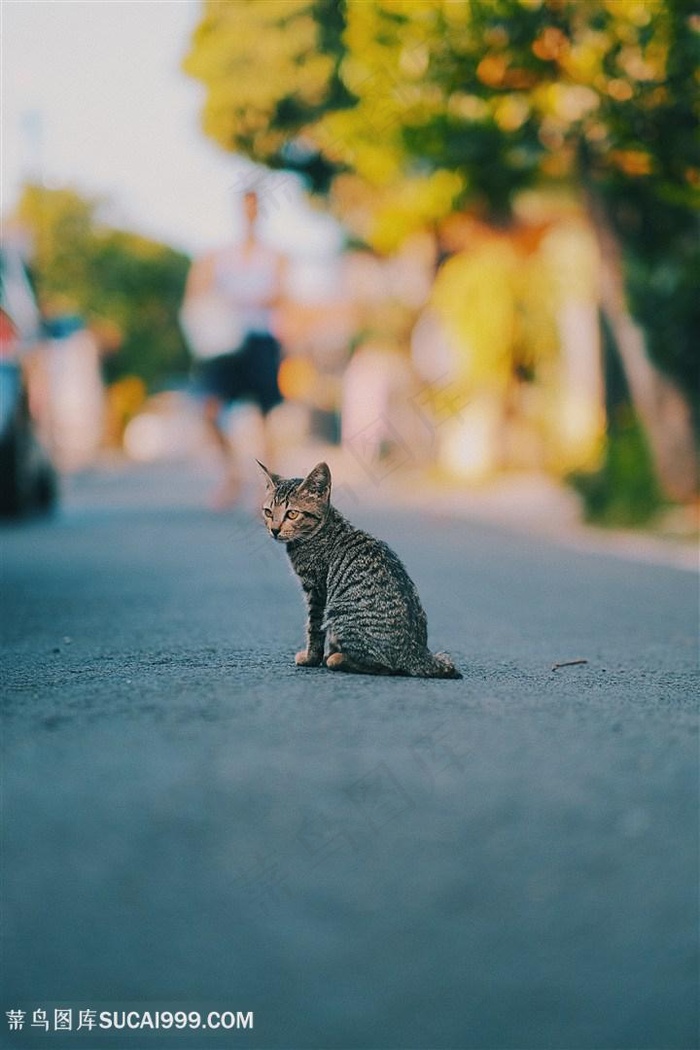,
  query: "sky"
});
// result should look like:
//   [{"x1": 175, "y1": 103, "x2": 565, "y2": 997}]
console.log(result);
[{"x1": 1, "y1": 0, "x2": 343, "y2": 269}]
